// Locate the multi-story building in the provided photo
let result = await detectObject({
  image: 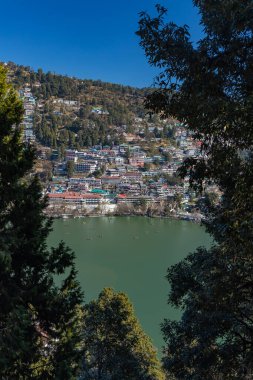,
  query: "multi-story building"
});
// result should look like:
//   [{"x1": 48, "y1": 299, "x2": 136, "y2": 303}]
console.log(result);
[
  {"x1": 74, "y1": 161, "x2": 98, "y2": 173},
  {"x1": 47, "y1": 192, "x2": 102, "y2": 205}
]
